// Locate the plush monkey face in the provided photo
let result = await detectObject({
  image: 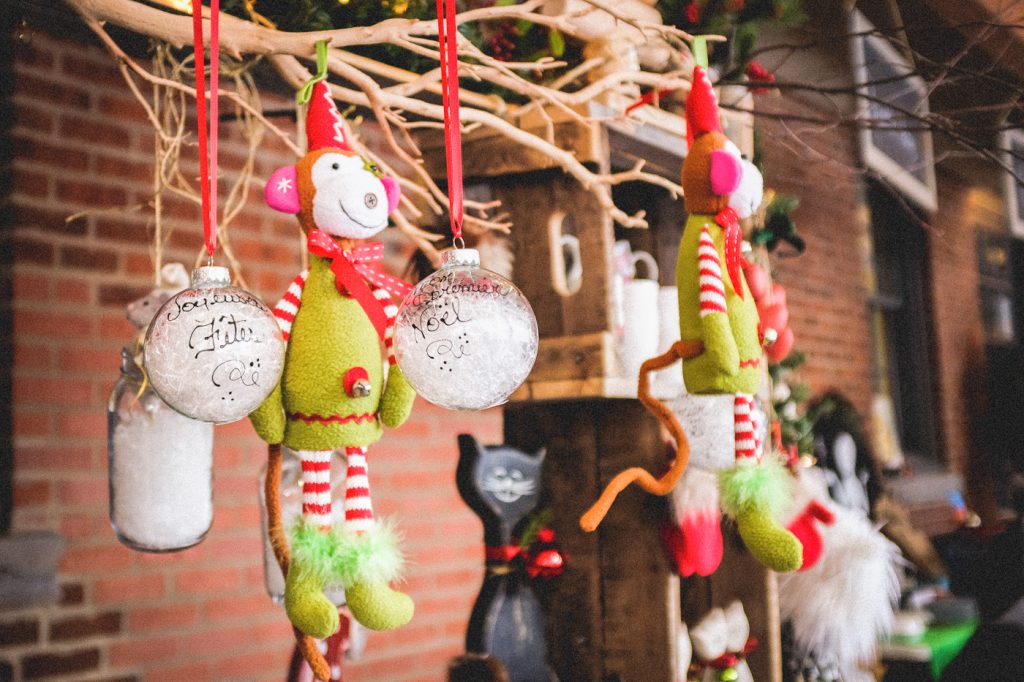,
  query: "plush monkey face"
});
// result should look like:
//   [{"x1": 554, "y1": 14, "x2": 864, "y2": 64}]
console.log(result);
[
  {"x1": 682, "y1": 132, "x2": 763, "y2": 218},
  {"x1": 265, "y1": 148, "x2": 401, "y2": 239},
  {"x1": 724, "y1": 142, "x2": 763, "y2": 220}
]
